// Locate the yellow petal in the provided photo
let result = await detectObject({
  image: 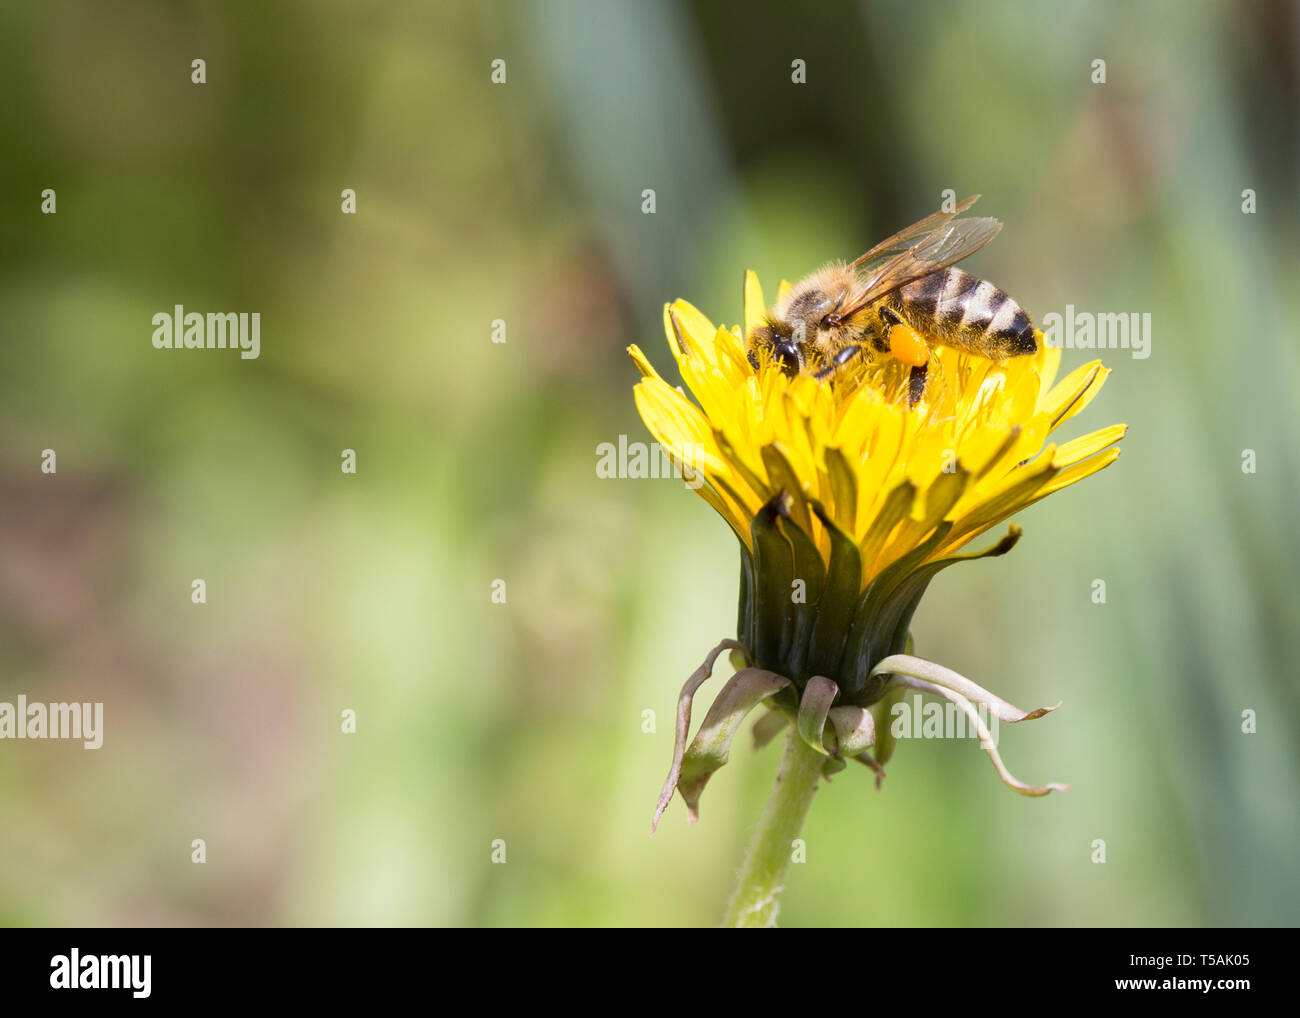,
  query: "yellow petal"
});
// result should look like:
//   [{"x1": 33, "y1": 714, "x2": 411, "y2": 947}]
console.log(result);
[
  {"x1": 695, "y1": 482, "x2": 751, "y2": 548},
  {"x1": 664, "y1": 304, "x2": 711, "y2": 367},
  {"x1": 669, "y1": 299, "x2": 718, "y2": 352},
  {"x1": 634, "y1": 379, "x2": 712, "y2": 451},
  {"x1": 1037, "y1": 339, "x2": 1063, "y2": 394},
  {"x1": 859, "y1": 481, "x2": 916, "y2": 579},
  {"x1": 627, "y1": 344, "x2": 659, "y2": 380},
  {"x1": 1036, "y1": 446, "x2": 1122, "y2": 498},
  {"x1": 1040, "y1": 361, "x2": 1109, "y2": 429},
  {"x1": 940, "y1": 454, "x2": 1060, "y2": 553},
  {"x1": 1053, "y1": 424, "x2": 1127, "y2": 468}
]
